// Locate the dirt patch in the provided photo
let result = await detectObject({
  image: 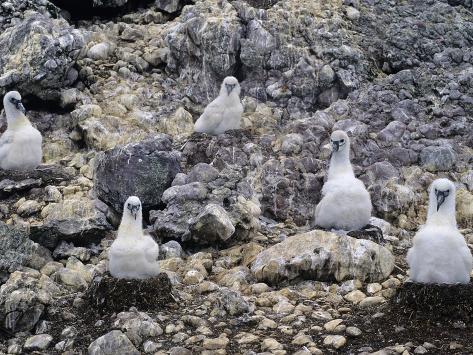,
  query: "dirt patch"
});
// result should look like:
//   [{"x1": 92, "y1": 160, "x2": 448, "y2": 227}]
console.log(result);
[{"x1": 344, "y1": 283, "x2": 473, "y2": 354}]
